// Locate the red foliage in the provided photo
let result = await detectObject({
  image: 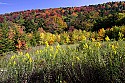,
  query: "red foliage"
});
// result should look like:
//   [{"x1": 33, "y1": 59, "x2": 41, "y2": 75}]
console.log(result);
[{"x1": 0, "y1": 16, "x2": 4, "y2": 22}]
